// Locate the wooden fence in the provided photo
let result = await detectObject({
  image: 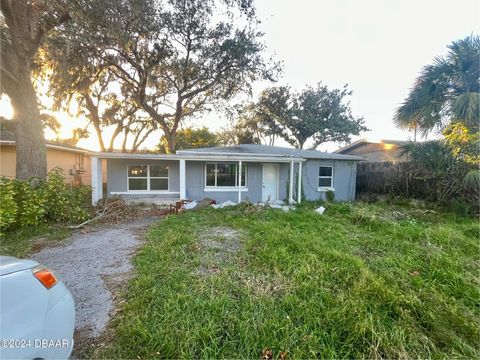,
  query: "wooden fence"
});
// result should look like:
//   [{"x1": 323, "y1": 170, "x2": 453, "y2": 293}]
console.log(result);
[{"x1": 356, "y1": 162, "x2": 464, "y2": 202}]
